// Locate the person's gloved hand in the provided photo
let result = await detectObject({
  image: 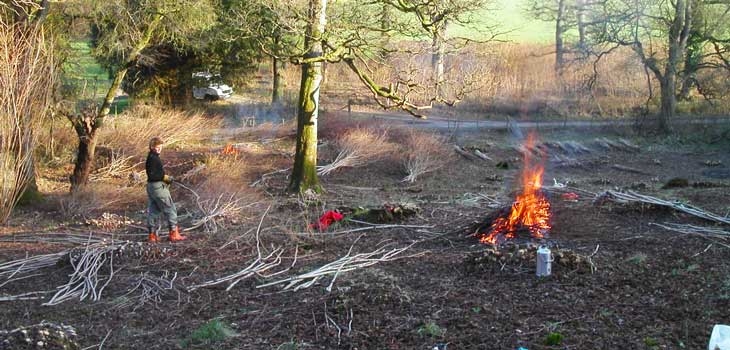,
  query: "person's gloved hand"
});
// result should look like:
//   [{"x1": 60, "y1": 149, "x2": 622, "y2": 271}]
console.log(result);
[{"x1": 163, "y1": 175, "x2": 174, "y2": 184}]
